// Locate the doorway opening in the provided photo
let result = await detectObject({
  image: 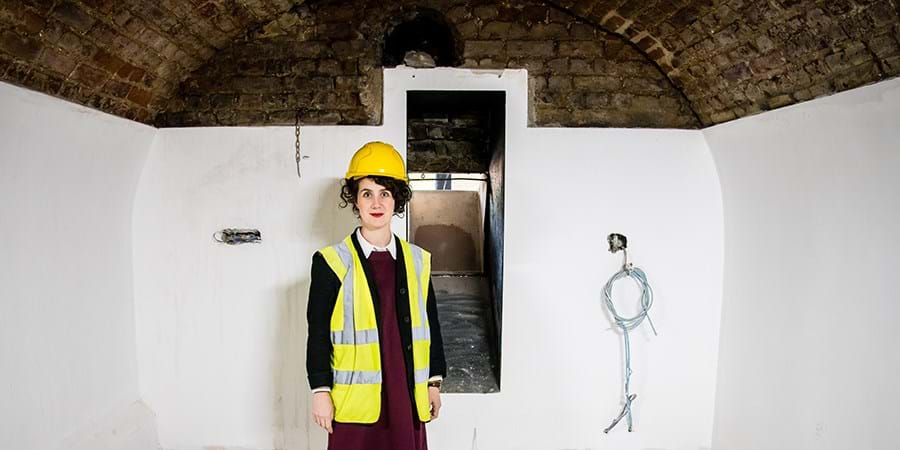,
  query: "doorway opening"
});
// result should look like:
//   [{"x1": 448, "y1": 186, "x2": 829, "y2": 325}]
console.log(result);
[{"x1": 406, "y1": 91, "x2": 505, "y2": 393}]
